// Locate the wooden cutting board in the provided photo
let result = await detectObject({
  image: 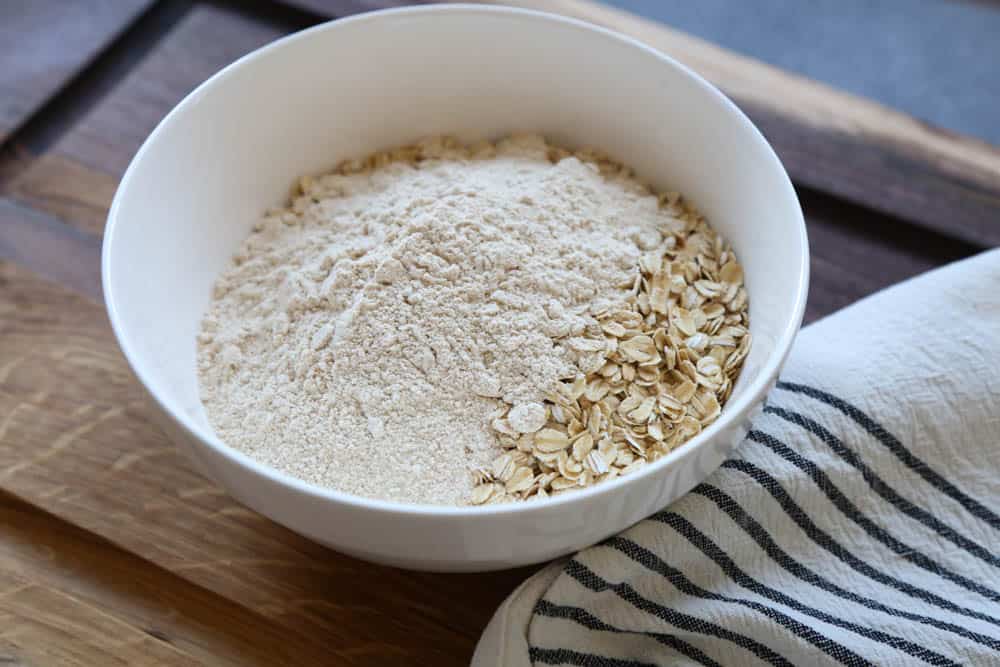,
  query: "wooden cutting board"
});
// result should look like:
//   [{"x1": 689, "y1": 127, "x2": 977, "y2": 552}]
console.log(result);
[{"x1": 0, "y1": 1, "x2": 996, "y2": 664}]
